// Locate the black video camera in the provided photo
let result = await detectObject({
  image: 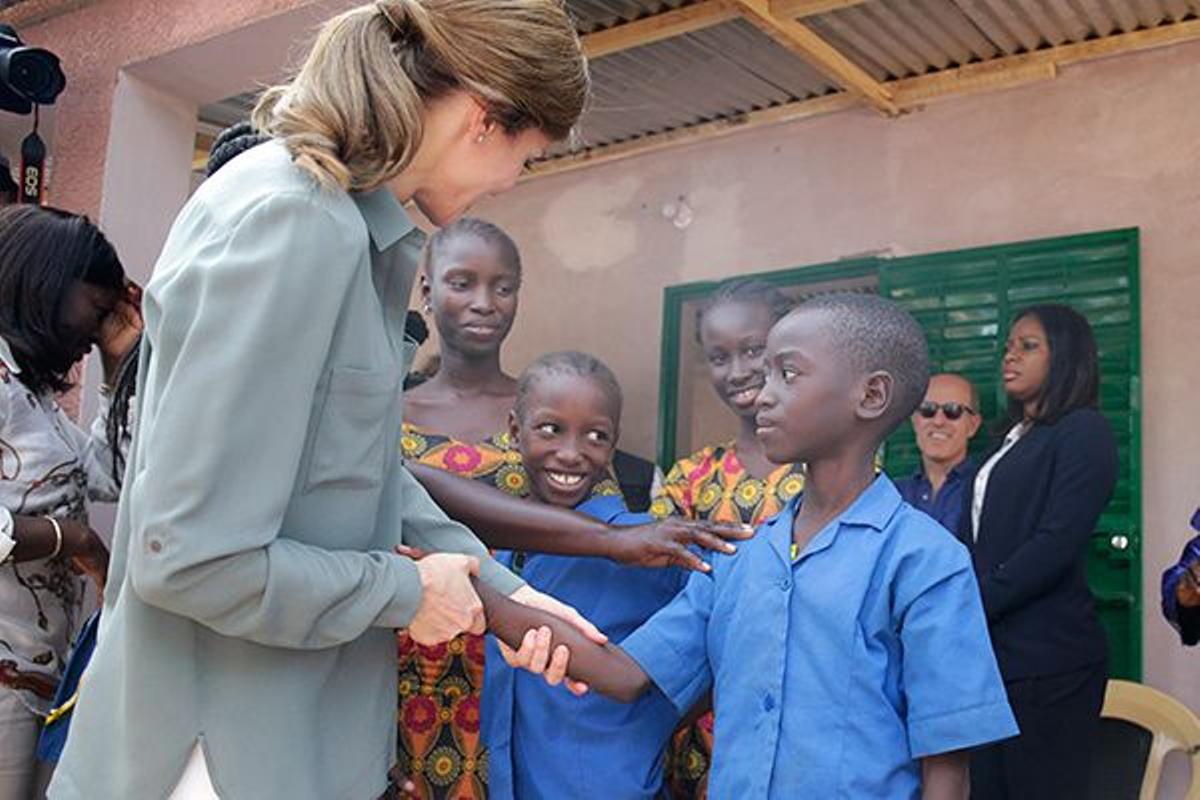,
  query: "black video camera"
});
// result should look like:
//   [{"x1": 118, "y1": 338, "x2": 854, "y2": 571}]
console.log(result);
[{"x1": 0, "y1": 24, "x2": 65, "y2": 115}]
